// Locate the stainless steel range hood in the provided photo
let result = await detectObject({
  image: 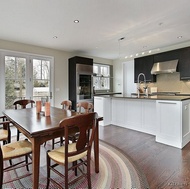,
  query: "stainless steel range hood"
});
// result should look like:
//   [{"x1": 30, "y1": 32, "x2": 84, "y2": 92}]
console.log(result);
[{"x1": 151, "y1": 59, "x2": 178, "y2": 75}]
